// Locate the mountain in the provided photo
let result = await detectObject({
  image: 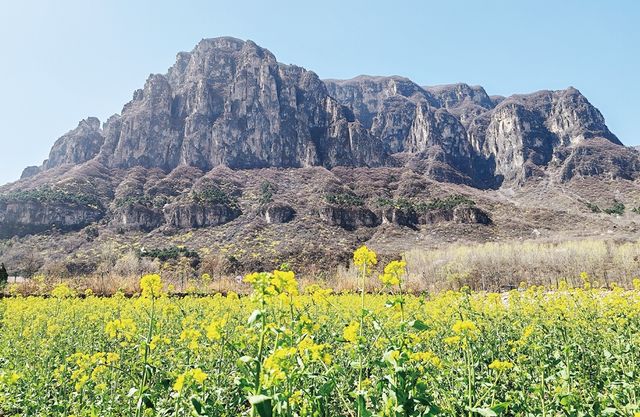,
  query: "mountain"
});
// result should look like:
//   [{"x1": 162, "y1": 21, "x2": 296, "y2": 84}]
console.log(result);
[{"x1": 2, "y1": 36, "x2": 640, "y2": 277}]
